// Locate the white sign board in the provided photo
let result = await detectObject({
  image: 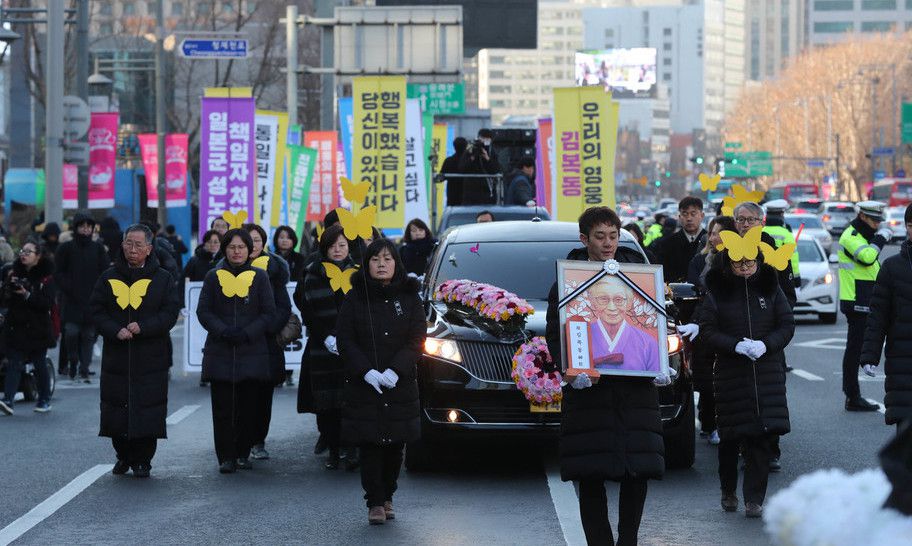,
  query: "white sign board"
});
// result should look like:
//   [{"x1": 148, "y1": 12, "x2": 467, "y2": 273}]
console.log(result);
[{"x1": 183, "y1": 281, "x2": 307, "y2": 373}]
